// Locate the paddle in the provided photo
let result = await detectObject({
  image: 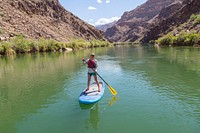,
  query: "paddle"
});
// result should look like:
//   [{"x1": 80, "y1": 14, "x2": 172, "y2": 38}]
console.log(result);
[
  {"x1": 91, "y1": 68, "x2": 117, "y2": 95},
  {"x1": 83, "y1": 59, "x2": 117, "y2": 95}
]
